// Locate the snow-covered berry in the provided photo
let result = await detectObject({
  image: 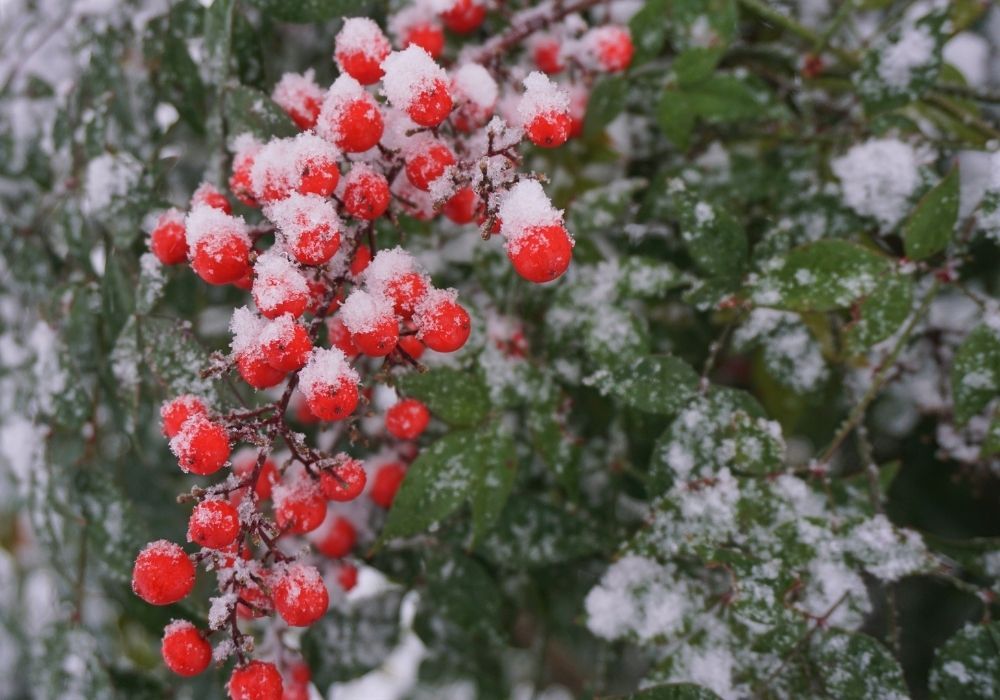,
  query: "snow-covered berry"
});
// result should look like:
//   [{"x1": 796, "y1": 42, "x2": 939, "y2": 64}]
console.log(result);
[
  {"x1": 272, "y1": 70, "x2": 324, "y2": 130},
  {"x1": 252, "y1": 251, "x2": 311, "y2": 320},
  {"x1": 340, "y1": 290, "x2": 400, "y2": 356},
  {"x1": 185, "y1": 206, "x2": 252, "y2": 285},
  {"x1": 335, "y1": 18, "x2": 391, "y2": 85},
  {"x1": 414, "y1": 289, "x2": 471, "y2": 353},
  {"x1": 187, "y1": 498, "x2": 241, "y2": 549},
  {"x1": 149, "y1": 209, "x2": 188, "y2": 265},
  {"x1": 381, "y1": 46, "x2": 453, "y2": 128},
  {"x1": 228, "y1": 661, "x2": 283, "y2": 700},
  {"x1": 364, "y1": 247, "x2": 431, "y2": 318},
  {"x1": 320, "y1": 459, "x2": 367, "y2": 501},
  {"x1": 229, "y1": 135, "x2": 262, "y2": 207},
  {"x1": 191, "y1": 181, "x2": 232, "y2": 214},
  {"x1": 498, "y1": 179, "x2": 573, "y2": 283},
  {"x1": 532, "y1": 35, "x2": 564, "y2": 74},
  {"x1": 161, "y1": 621, "x2": 212, "y2": 677},
  {"x1": 274, "y1": 564, "x2": 329, "y2": 627},
  {"x1": 260, "y1": 314, "x2": 313, "y2": 373},
  {"x1": 170, "y1": 414, "x2": 231, "y2": 475},
  {"x1": 160, "y1": 394, "x2": 208, "y2": 438},
  {"x1": 343, "y1": 164, "x2": 391, "y2": 221},
  {"x1": 299, "y1": 347, "x2": 361, "y2": 421},
  {"x1": 231, "y1": 306, "x2": 287, "y2": 390},
  {"x1": 585, "y1": 25, "x2": 634, "y2": 73},
  {"x1": 519, "y1": 72, "x2": 572, "y2": 149},
  {"x1": 402, "y1": 21, "x2": 444, "y2": 58},
  {"x1": 450, "y1": 63, "x2": 498, "y2": 131},
  {"x1": 274, "y1": 478, "x2": 327, "y2": 534},
  {"x1": 405, "y1": 138, "x2": 456, "y2": 191},
  {"x1": 132, "y1": 540, "x2": 195, "y2": 606},
  {"x1": 386, "y1": 398, "x2": 430, "y2": 440},
  {"x1": 250, "y1": 133, "x2": 341, "y2": 204},
  {"x1": 267, "y1": 193, "x2": 342, "y2": 267},
  {"x1": 439, "y1": 0, "x2": 486, "y2": 34},
  {"x1": 317, "y1": 75, "x2": 384, "y2": 153}
]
